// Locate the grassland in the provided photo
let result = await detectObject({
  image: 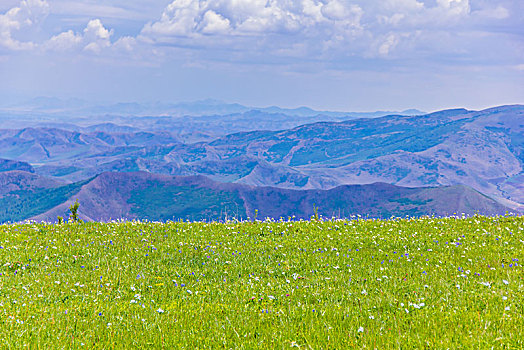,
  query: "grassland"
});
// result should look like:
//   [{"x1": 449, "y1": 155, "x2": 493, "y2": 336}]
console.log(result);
[{"x1": 0, "y1": 215, "x2": 522, "y2": 348}]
